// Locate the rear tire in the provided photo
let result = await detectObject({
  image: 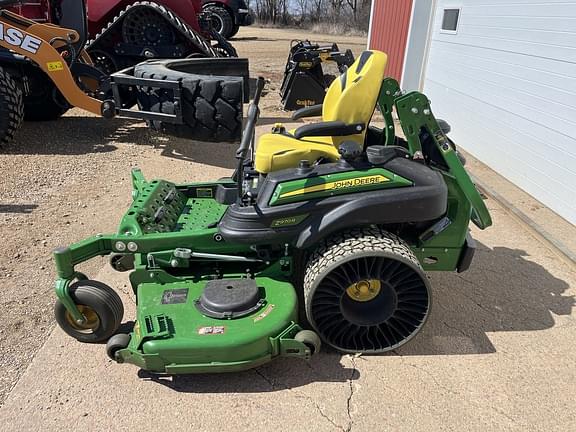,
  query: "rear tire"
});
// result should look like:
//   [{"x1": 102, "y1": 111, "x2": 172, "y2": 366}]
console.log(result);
[
  {"x1": 134, "y1": 60, "x2": 243, "y2": 142},
  {"x1": 229, "y1": 25, "x2": 240, "y2": 39},
  {"x1": 0, "y1": 66, "x2": 24, "y2": 146},
  {"x1": 204, "y1": 5, "x2": 235, "y2": 39},
  {"x1": 24, "y1": 96, "x2": 69, "y2": 121},
  {"x1": 304, "y1": 227, "x2": 431, "y2": 354}
]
